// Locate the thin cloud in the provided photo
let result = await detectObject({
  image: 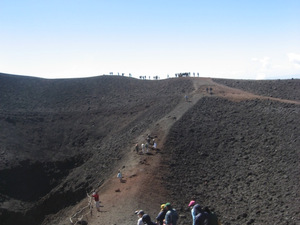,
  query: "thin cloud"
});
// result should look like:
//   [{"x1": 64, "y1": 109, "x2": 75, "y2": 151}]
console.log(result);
[
  {"x1": 252, "y1": 57, "x2": 270, "y2": 69},
  {"x1": 251, "y1": 56, "x2": 271, "y2": 80},
  {"x1": 287, "y1": 53, "x2": 300, "y2": 66},
  {"x1": 256, "y1": 73, "x2": 266, "y2": 80}
]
